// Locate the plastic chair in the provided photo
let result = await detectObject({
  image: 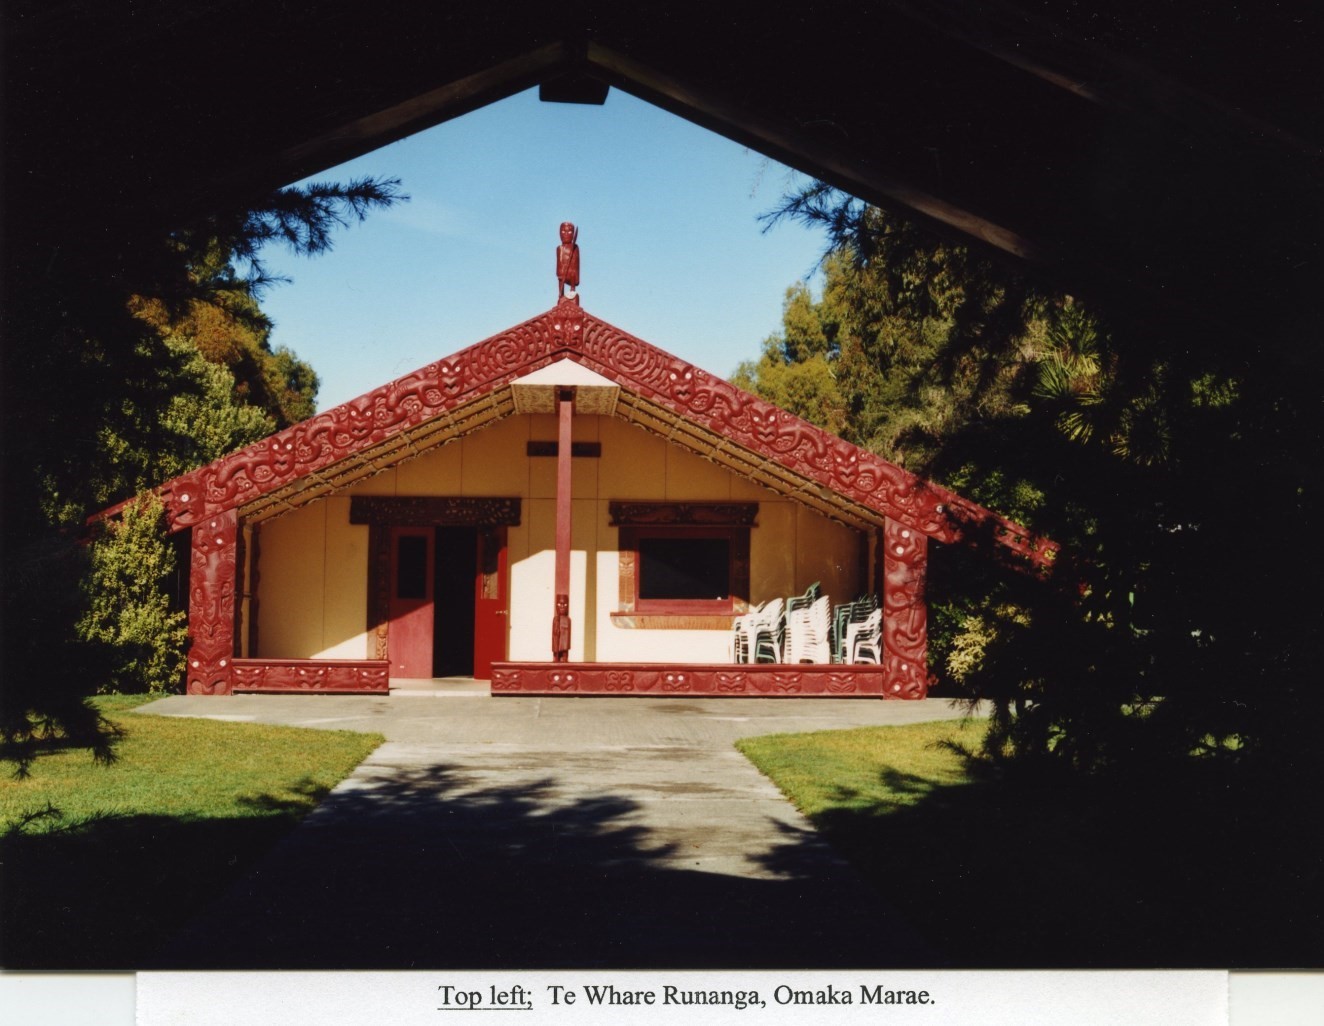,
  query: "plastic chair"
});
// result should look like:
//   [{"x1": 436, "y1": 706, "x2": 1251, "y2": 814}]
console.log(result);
[
  {"x1": 752, "y1": 598, "x2": 785, "y2": 663},
  {"x1": 832, "y1": 594, "x2": 878, "y2": 662},
  {"x1": 845, "y1": 608, "x2": 882, "y2": 664},
  {"x1": 787, "y1": 594, "x2": 833, "y2": 663}
]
